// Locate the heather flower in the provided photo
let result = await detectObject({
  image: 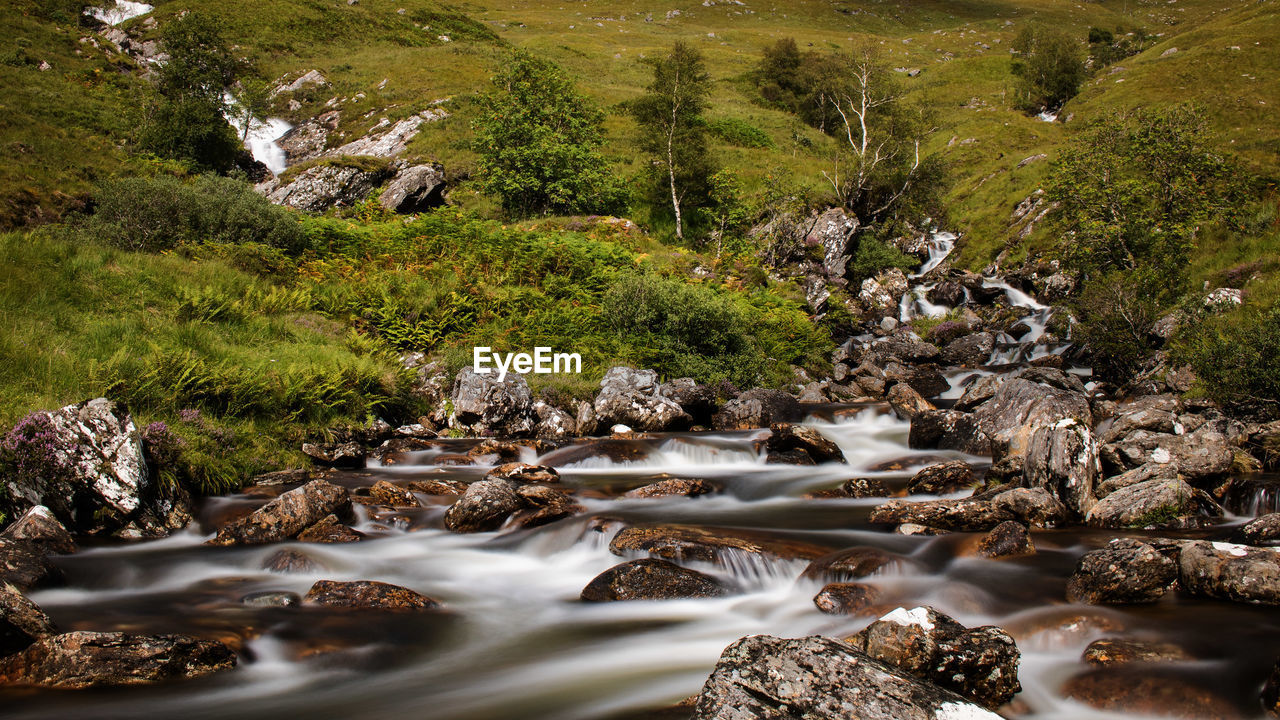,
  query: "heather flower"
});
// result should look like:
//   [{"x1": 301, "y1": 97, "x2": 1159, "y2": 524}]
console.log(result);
[
  {"x1": 141, "y1": 421, "x2": 187, "y2": 468},
  {"x1": 1, "y1": 412, "x2": 73, "y2": 485},
  {"x1": 178, "y1": 408, "x2": 203, "y2": 424},
  {"x1": 928, "y1": 320, "x2": 969, "y2": 345}
]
